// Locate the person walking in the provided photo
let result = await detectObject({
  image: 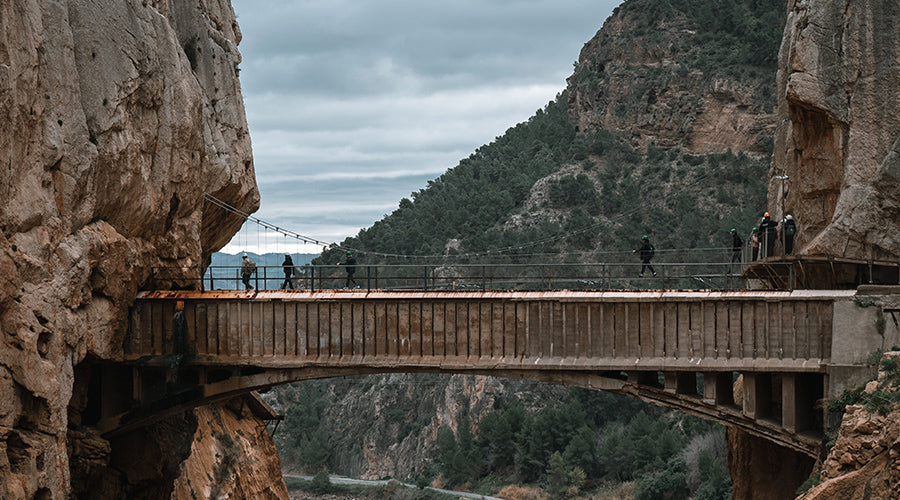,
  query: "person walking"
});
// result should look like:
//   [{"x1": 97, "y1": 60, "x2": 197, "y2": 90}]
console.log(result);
[
  {"x1": 337, "y1": 250, "x2": 359, "y2": 288},
  {"x1": 633, "y1": 235, "x2": 657, "y2": 277},
  {"x1": 240, "y1": 254, "x2": 256, "y2": 291},
  {"x1": 782, "y1": 214, "x2": 797, "y2": 254},
  {"x1": 281, "y1": 253, "x2": 294, "y2": 290},
  {"x1": 730, "y1": 228, "x2": 743, "y2": 263}
]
